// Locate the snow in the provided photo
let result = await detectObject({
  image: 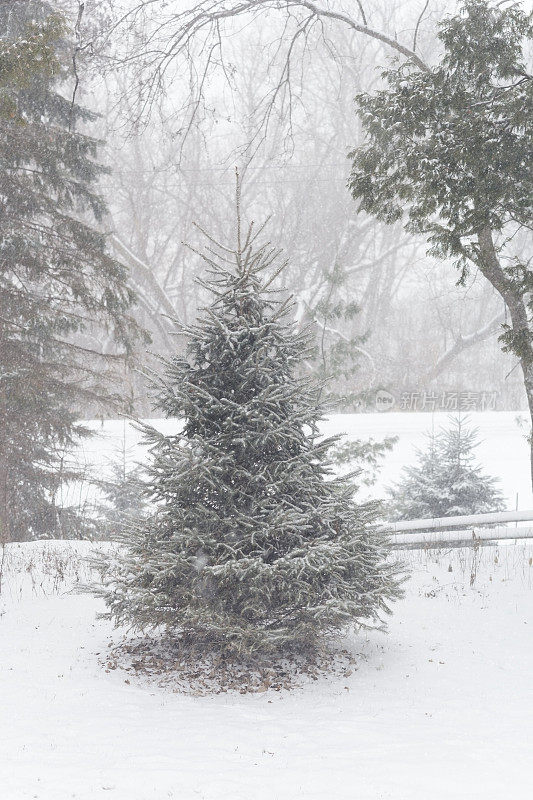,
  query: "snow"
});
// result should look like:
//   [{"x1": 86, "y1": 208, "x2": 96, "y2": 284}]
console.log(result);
[
  {"x1": 2, "y1": 410, "x2": 532, "y2": 798},
  {"x1": 78, "y1": 410, "x2": 533, "y2": 511},
  {"x1": 392, "y1": 524, "x2": 533, "y2": 546},
  {"x1": 320, "y1": 411, "x2": 532, "y2": 510},
  {"x1": 384, "y1": 508, "x2": 533, "y2": 531},
  {"x1": 1, "y1": 539, "x2": 532, "y2": 800}
]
